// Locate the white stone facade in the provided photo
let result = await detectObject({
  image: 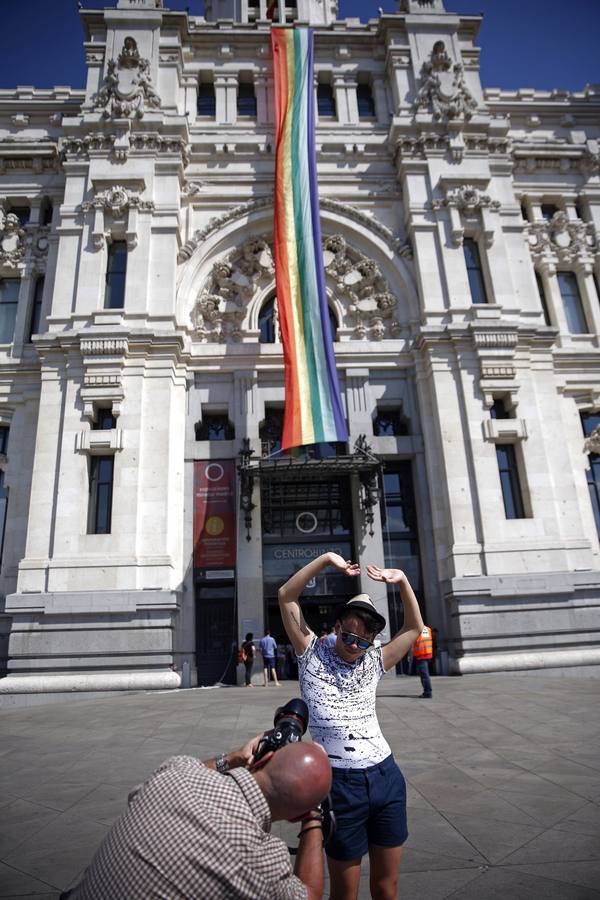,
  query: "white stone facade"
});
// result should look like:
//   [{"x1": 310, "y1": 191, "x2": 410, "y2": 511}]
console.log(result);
[{"x1": 0, "y1": 0, "x2": 599, "y2": 696}]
